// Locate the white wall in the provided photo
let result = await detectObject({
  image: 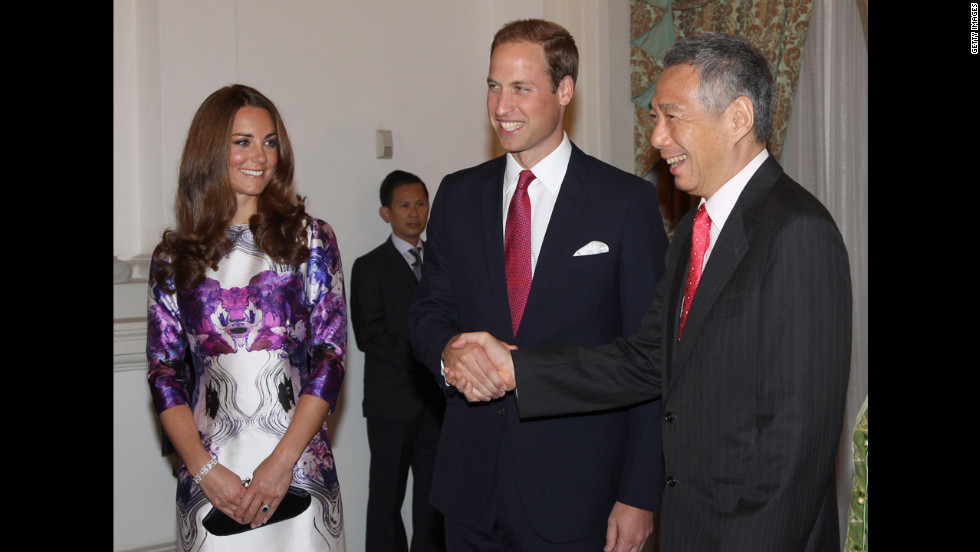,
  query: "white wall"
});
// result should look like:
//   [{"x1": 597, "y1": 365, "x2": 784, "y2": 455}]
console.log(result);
[{"x1": 113, "y1": 2, "x2": 633, "y2": 550}]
